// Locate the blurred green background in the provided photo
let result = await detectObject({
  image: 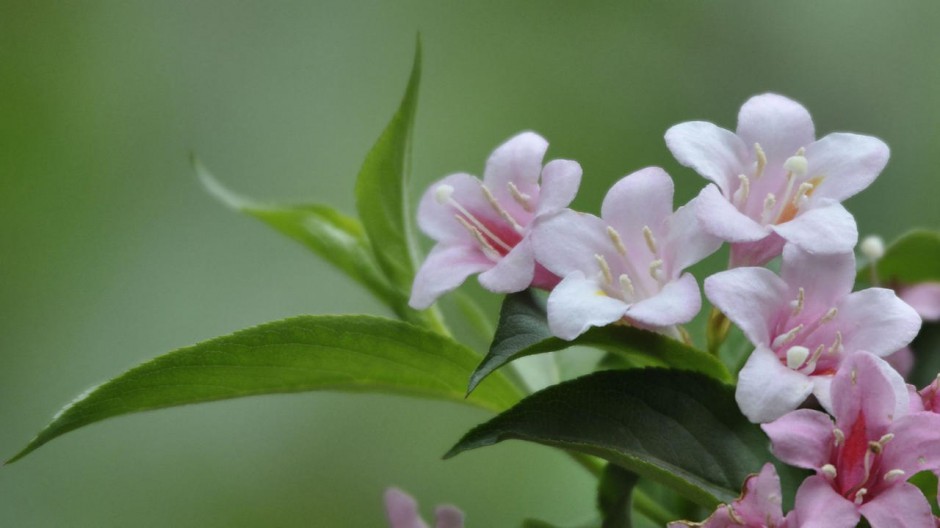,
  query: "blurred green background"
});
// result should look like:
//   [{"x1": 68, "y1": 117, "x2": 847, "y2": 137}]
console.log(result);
[{"x1": 2, "y1": 1, "x2": 940, "y2": 526}]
